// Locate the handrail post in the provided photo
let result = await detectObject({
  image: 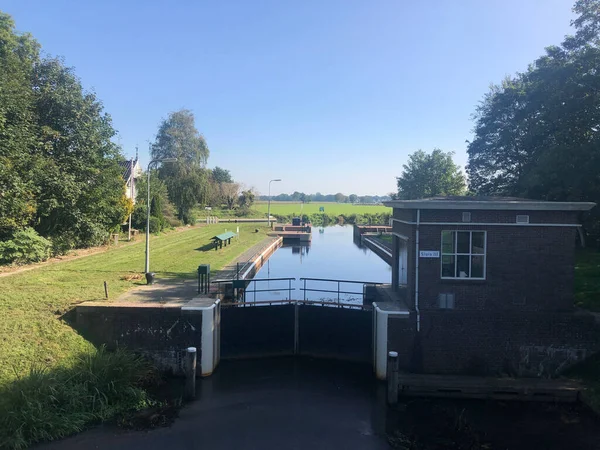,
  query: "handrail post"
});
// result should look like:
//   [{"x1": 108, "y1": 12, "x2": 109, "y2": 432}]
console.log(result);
[
  {"x1": 303, "y1": 279, "x2": 307, "y2": 301},
  {"x1": 337, "y1": 281, "x2": 340, "y2": 303}
]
